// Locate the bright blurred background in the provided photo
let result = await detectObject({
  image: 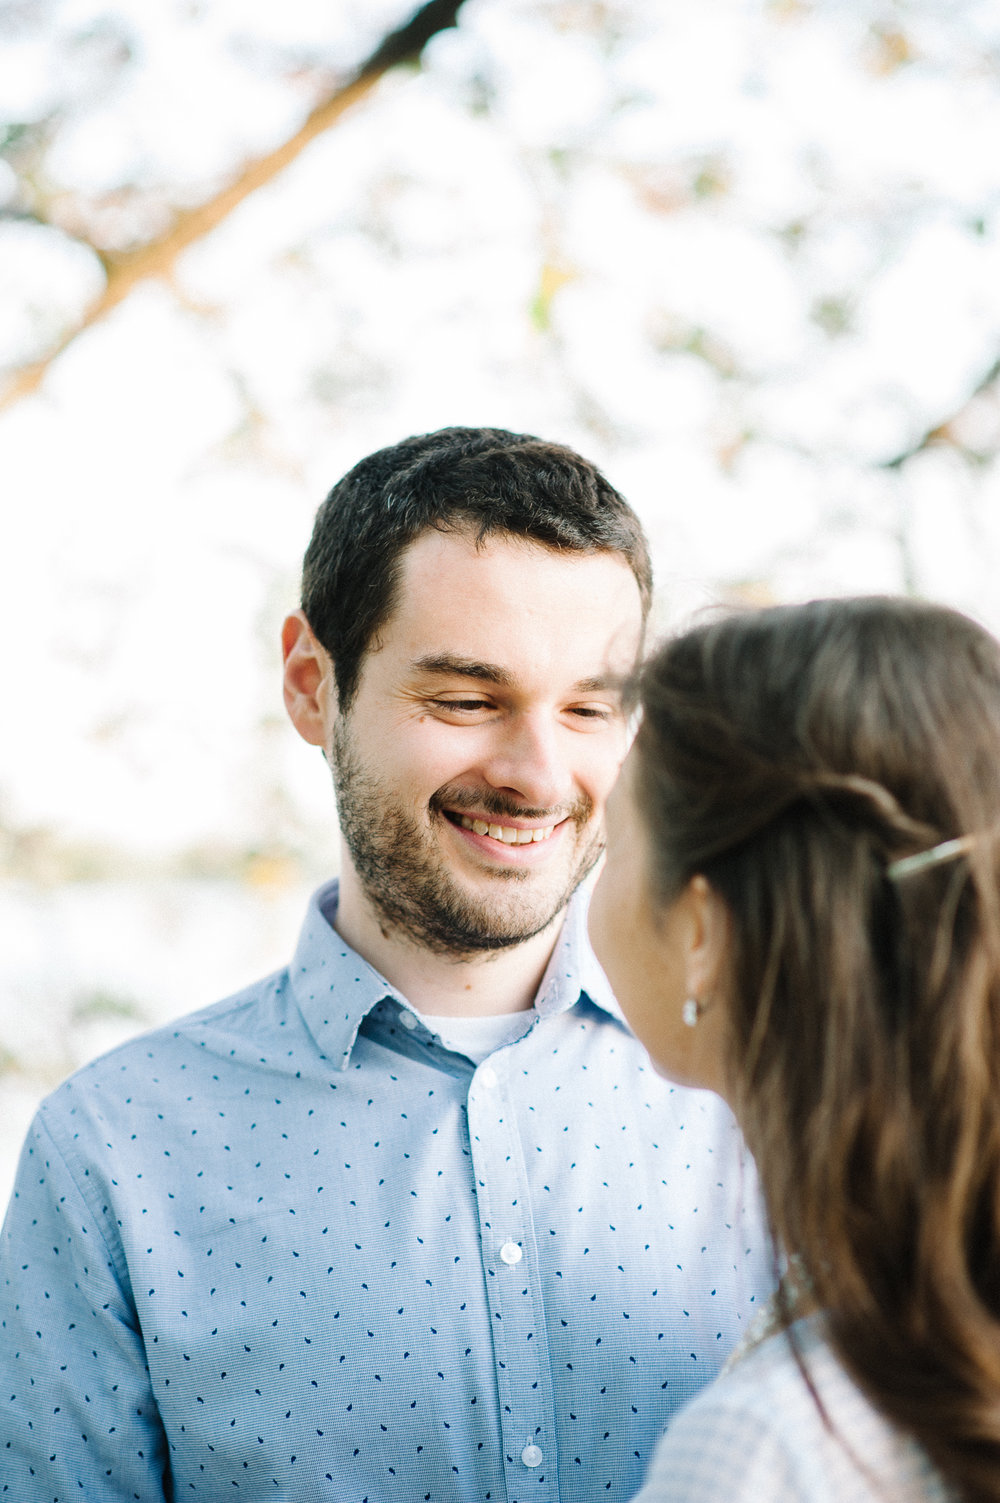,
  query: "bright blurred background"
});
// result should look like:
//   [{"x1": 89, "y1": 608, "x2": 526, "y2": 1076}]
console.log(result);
[{"x1": 3, "y1": 0, "x2": 1000, "y2": 1202}]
